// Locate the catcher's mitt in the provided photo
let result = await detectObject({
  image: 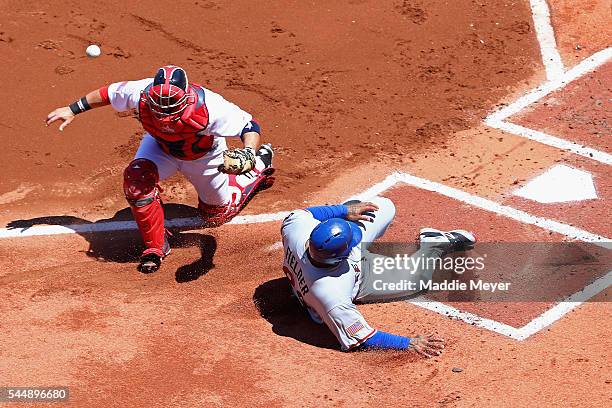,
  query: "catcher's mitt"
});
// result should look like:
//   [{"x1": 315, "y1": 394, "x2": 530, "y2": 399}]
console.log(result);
[{"x1": 219, "y1": 147, "x2": 256, "y2": 174}]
